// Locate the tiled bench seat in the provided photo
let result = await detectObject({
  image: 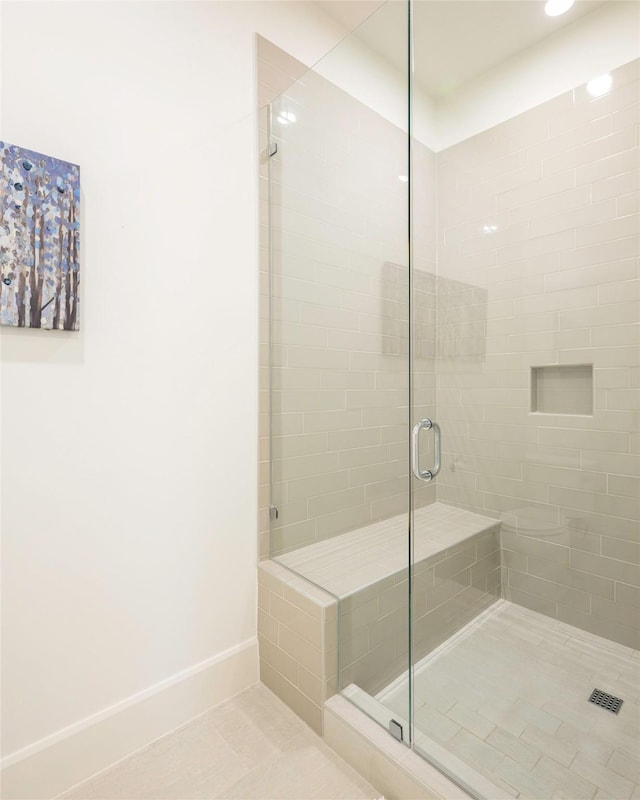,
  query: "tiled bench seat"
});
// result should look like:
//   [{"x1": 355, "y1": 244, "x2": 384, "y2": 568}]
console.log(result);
[
  {"x1": 278, "y1": 502, "x2": 501, "y2": 600},
  {"x1": 258, "y1": 502, "x2": 502, "y2": 733}
]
